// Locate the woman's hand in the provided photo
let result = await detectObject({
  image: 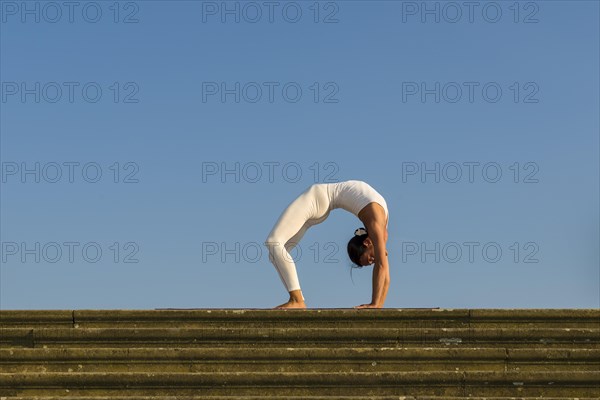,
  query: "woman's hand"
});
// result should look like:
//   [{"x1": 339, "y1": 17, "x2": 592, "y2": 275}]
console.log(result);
[{"x1": 354, "y1": 303, "x2": 382, "y2": 309}]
